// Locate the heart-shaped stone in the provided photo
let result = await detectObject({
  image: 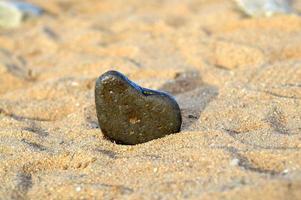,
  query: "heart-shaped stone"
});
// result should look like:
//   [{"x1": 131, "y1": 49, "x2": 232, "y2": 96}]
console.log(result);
[{"x1": 95, "y1": 70, "x2": 182, "y2": 145}]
